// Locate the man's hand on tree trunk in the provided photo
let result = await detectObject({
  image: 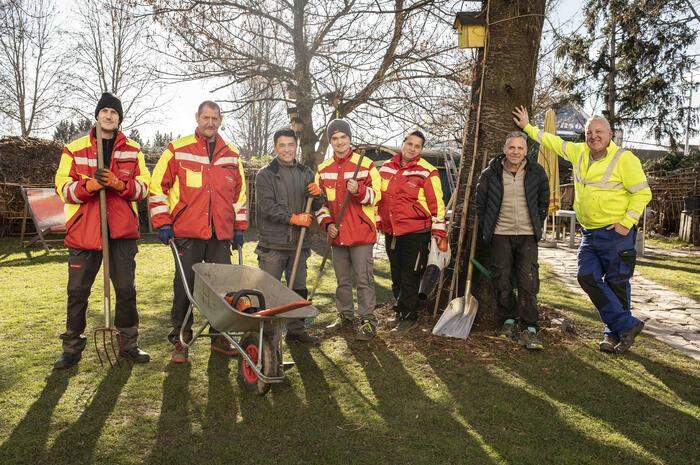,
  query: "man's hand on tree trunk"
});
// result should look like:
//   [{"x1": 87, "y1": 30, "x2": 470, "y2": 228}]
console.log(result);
[{"x1": 512, "y1": 106, "x2": 530, "y2": 129}]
